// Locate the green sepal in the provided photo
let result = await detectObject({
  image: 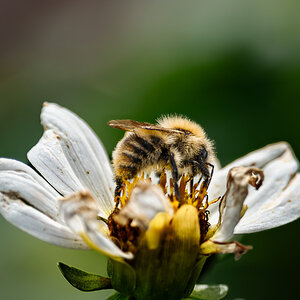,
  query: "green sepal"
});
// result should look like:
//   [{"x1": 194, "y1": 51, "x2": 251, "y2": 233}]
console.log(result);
[
  {"x1": 58, "y1": 262, "x2": 112, "y2": 292},
  {"x1": 107, "y1": 259, "x2": 136, "y2": 296},
  {"x1": 106, "y1": 292, "x2": 130, "y2": 300},
  {"x1": 183, "y1": 256, "x2": 208, "y2": 298},
  {"x1": 186, "y1": 284, "x2": 228, "y2": 300}
]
